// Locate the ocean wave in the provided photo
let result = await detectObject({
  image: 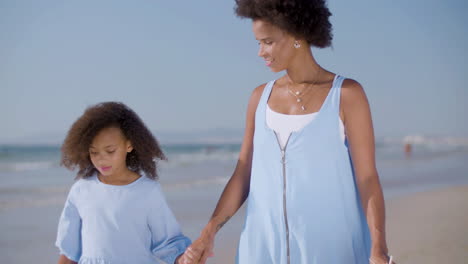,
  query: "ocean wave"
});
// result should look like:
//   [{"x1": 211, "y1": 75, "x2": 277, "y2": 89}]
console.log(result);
[
  {"x1": 0, "y1": 161, "x2": 59, "y2": 172},
  {"x1": 381, "y1": 135, "x2": 468, "y2": 153},
  {"x1": 163, "y1": 176, "x2": 230, "y2": 191},
  {"x1": 1, "y1": 138, "x2": 467, "y2": 173},
  {"x1": 164, "y1": 150, "x2": 239, "y2": 168},
  {"x1": 383, "y1": 135, "x2": 468, "y2": 146}
]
